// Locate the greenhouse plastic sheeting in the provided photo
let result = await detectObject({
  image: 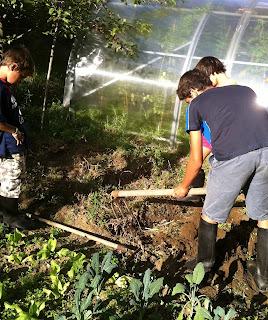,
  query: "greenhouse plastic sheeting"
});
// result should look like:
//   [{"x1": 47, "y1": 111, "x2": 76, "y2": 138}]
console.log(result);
[{"x1": 68, "y1": 0, "x2": 268, "y2": 143}]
